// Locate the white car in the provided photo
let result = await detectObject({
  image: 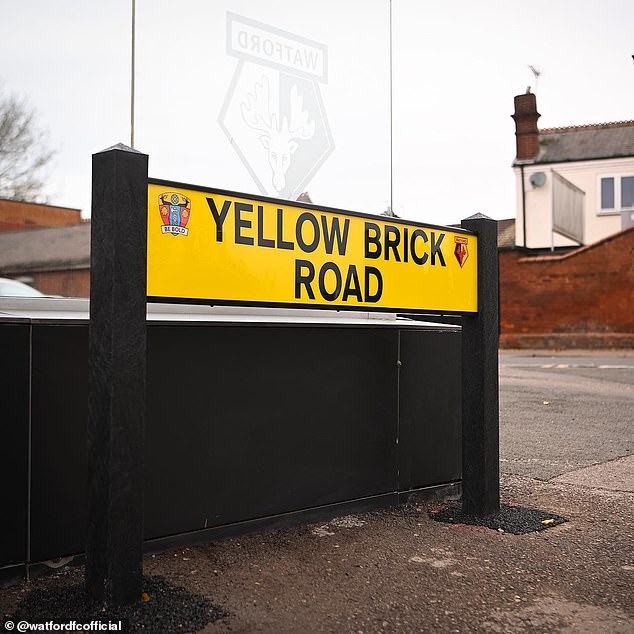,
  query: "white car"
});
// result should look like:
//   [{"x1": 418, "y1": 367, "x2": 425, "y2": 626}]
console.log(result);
[{"x1": 0, "y1": 277, "x2": 45, "y2": 297}]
